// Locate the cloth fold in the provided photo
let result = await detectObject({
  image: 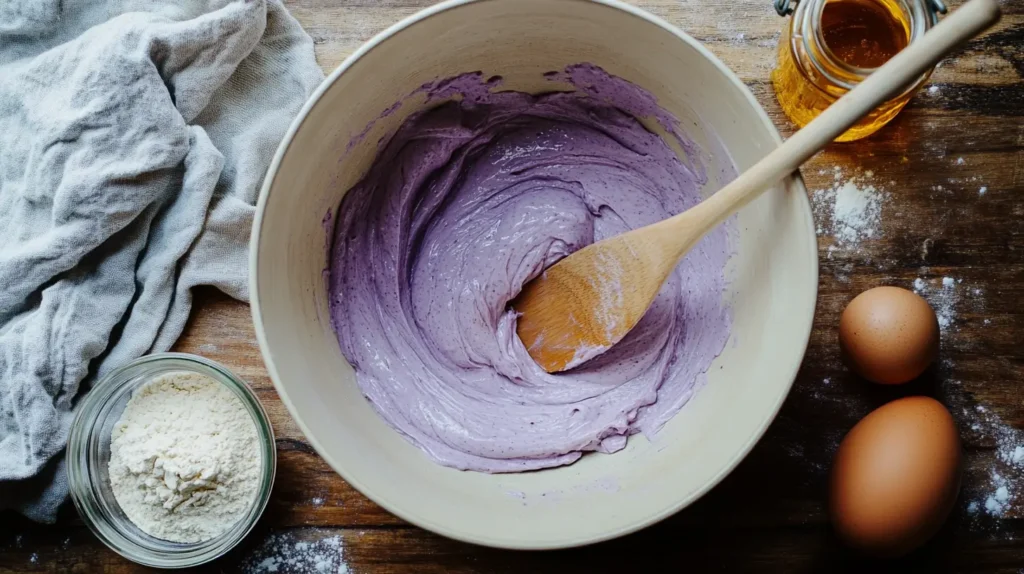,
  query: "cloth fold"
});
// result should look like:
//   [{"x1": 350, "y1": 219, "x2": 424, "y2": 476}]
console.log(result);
[{"x1": 0, "y1": 0, "x2": 324, "y2": 522}]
